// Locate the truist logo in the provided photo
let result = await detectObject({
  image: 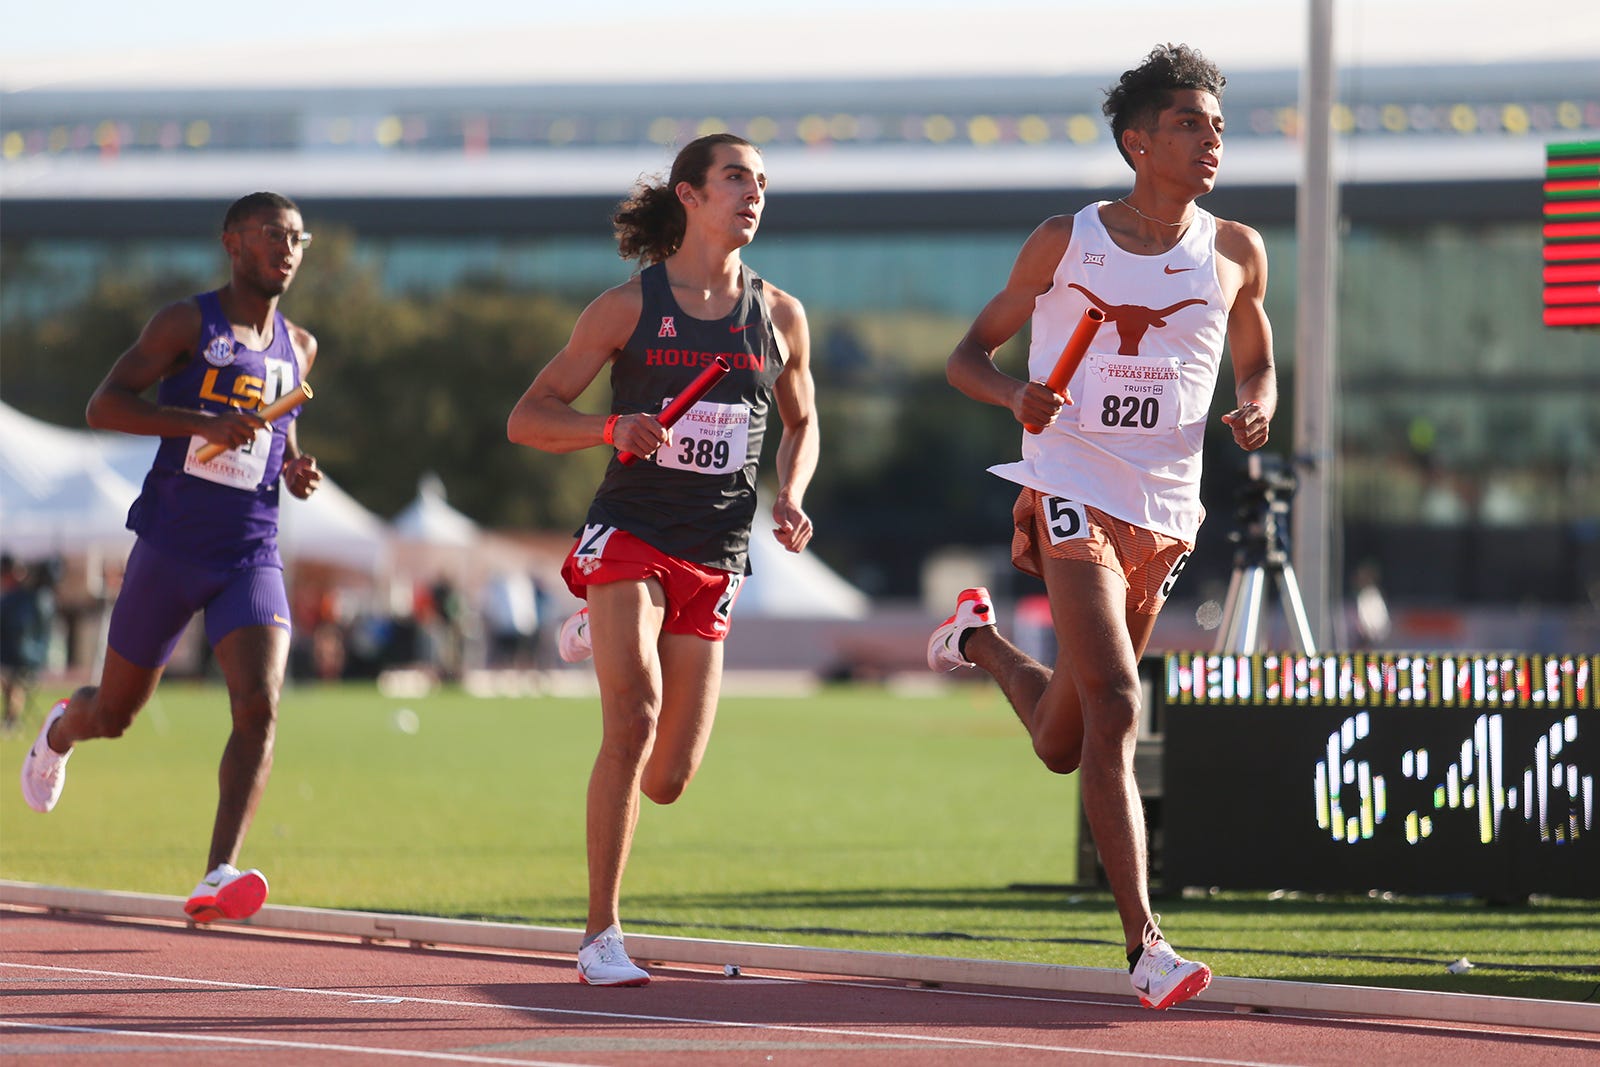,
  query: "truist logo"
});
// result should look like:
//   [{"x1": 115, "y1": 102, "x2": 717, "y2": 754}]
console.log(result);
[
  {"x1": 1068, "y1": 283, "x2": 1207, "y2": 356},
  {"x1": 645, "y1": 349, "x2": 767, "y2": 371},
  {"x1": 658, "y1": 316, "x2": 677, "y2": 338}
]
